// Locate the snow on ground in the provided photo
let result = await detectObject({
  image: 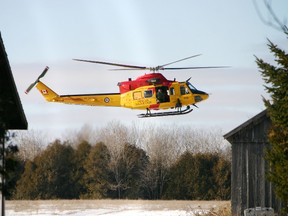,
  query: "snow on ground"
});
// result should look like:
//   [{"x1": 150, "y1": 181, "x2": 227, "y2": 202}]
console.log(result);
[{"x1": 6, "y1": 200, "x2": 229, "y2": 216}]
